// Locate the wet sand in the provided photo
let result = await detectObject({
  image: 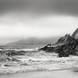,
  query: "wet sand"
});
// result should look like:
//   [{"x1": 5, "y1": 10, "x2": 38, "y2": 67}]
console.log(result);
[{"x1": 0, "y1": 70, "x2": 78, "y2": 78}]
